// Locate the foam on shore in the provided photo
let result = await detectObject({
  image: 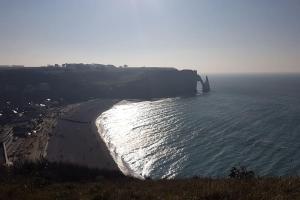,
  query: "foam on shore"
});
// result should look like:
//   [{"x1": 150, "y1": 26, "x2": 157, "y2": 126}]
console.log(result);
[{"x1": 96, "y1": 113, "x2": 144, "y2": 179}]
